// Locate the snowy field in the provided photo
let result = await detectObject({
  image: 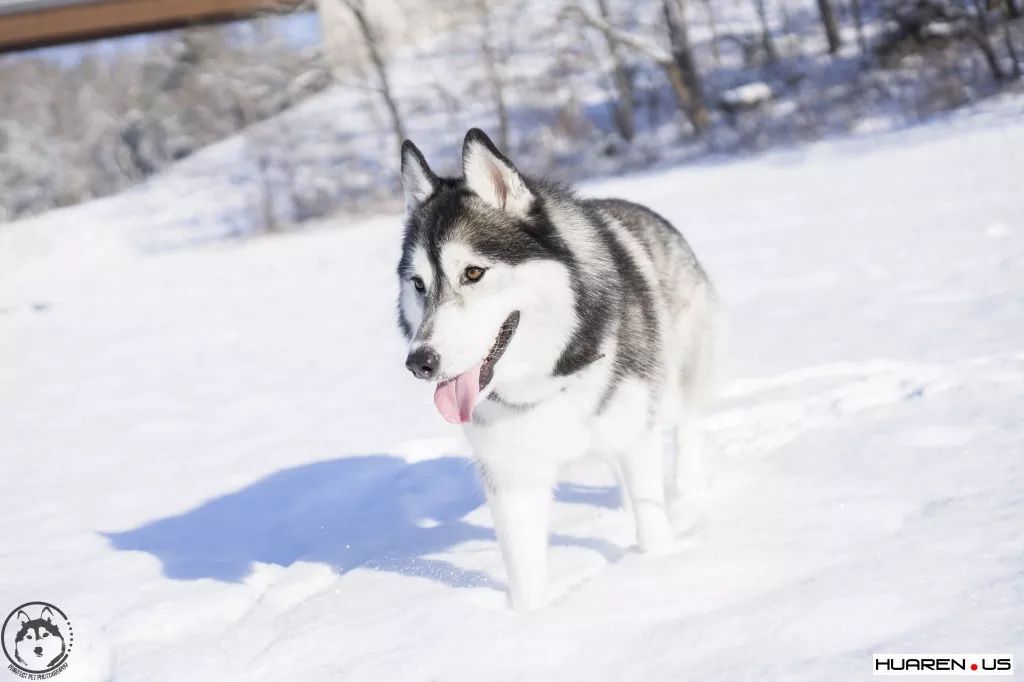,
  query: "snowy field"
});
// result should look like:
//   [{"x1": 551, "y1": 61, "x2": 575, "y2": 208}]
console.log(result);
[{"x1": 2, "y1": 102, "x2": 1023, "y2": 680}]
